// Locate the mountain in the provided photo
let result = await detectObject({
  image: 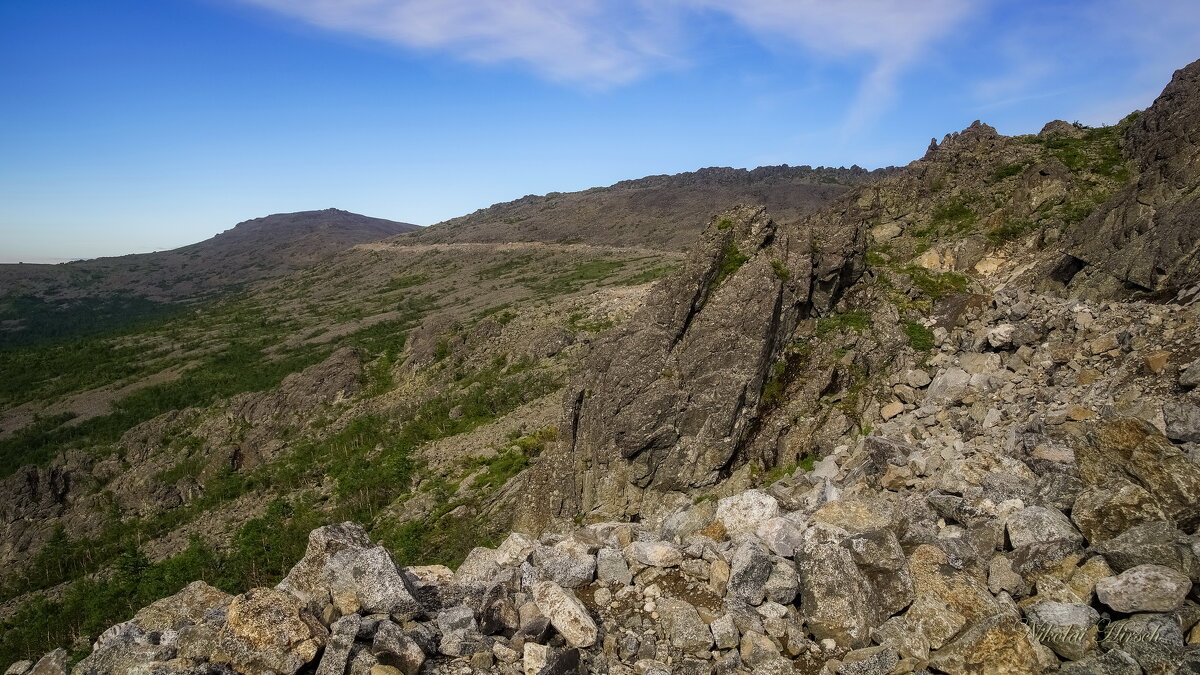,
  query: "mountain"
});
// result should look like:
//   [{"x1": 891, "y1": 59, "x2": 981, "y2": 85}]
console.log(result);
[
  {"x1": 410, "y1": 164, "x2": 892, "y2": 251},
  {"x1": 0, "y1": 209, "x2": 419, "y2": 345},
  {"x1": 3, "y1": 60, "x2": 1200, "y2": 675}
]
